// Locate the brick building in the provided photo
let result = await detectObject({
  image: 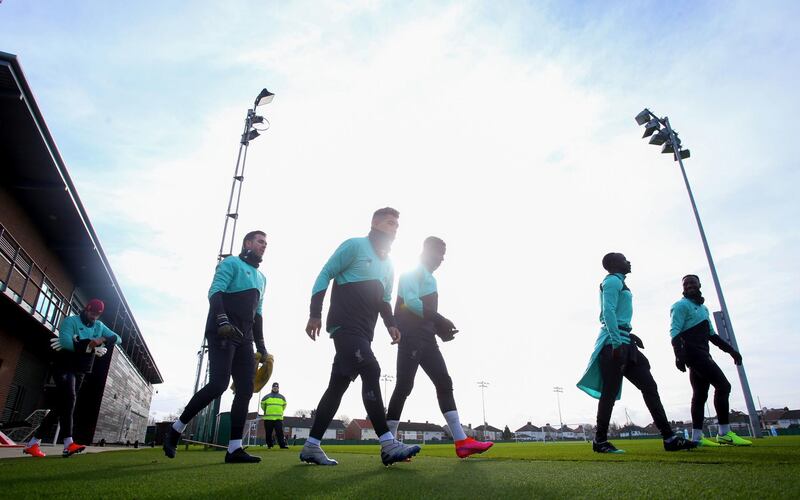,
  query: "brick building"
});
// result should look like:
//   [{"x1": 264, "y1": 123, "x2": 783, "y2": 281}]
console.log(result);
[{"x1": 0, "y1": 51, "x2": 162, "y2": 444}]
